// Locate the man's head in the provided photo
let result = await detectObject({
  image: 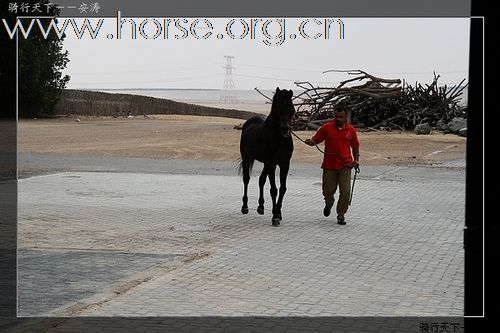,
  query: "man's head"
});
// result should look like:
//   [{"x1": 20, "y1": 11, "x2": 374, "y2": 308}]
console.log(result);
[{"x1": 334, "y1": 110, "x2": 347, "y2": 128}]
